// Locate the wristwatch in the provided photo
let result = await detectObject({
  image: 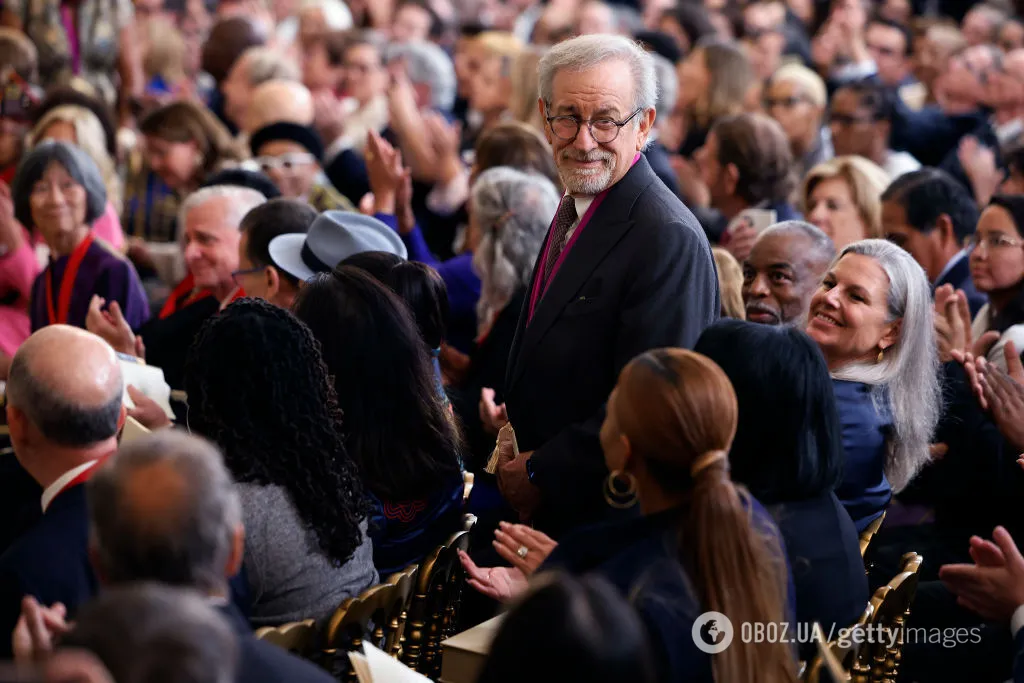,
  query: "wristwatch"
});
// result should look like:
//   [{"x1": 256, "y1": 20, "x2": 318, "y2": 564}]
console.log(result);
[{"x1": 525, "y1": 456, "x2": 538, "y2": 484}]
